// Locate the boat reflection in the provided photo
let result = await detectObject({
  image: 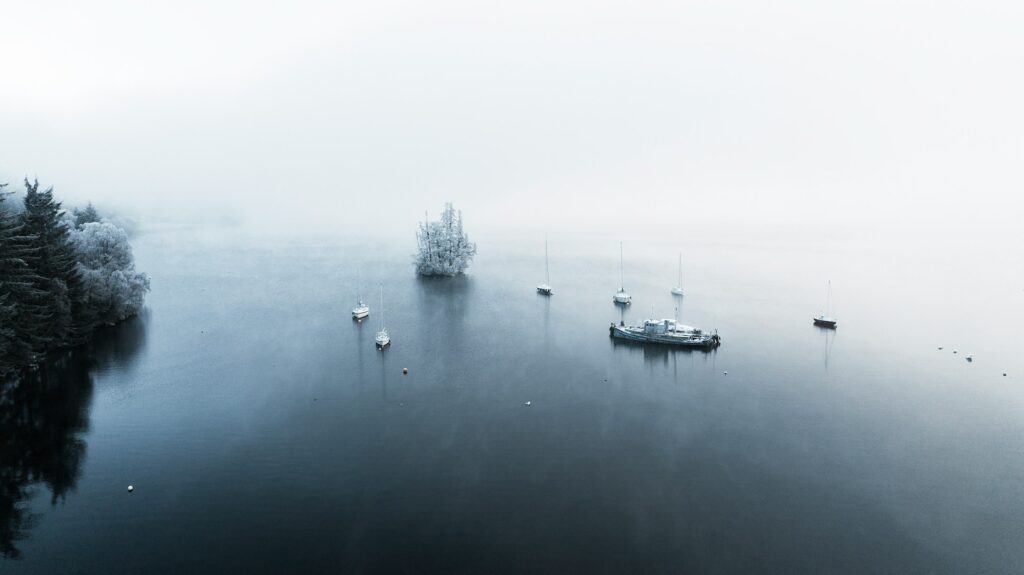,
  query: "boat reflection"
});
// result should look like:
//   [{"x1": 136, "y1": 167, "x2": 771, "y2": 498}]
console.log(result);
[{"x1": 610, "y1": 336, "x2": 718, "y2": 367}]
